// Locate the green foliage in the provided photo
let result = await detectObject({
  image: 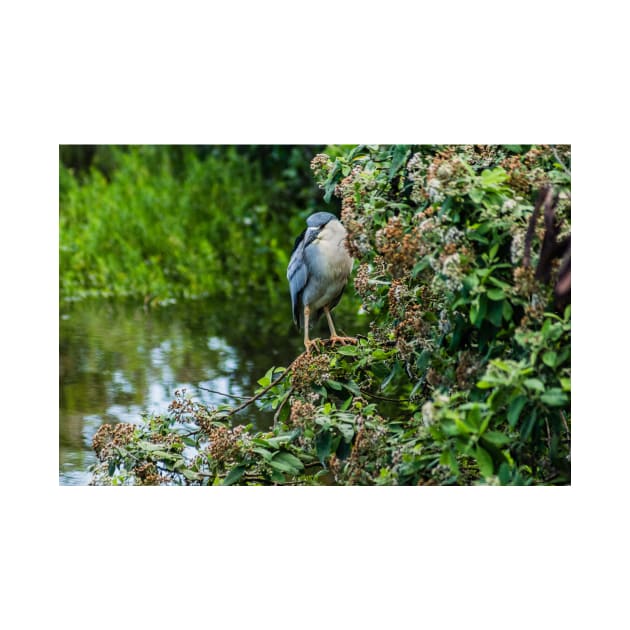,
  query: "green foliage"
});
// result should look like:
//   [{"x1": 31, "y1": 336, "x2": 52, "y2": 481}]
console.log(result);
[
  {"x1": 60, "y1": 145, "x2": 326, "y2": 304},
  {"x1": 90, "y1": 144, "x2": 571, "y2": 485}
]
